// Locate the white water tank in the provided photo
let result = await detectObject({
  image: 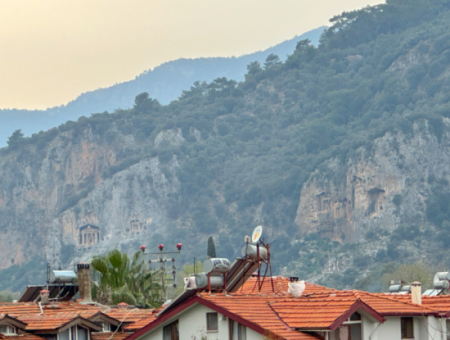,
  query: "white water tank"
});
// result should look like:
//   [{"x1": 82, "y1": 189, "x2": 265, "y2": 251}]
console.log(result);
[
  {"x1": 241, "y1": 244, "x2": 268, "y2": 260},
  {"x1": 203, "y1": 258, "x2": 231, "y2": 274},
  {"x1": 50, "y1": 270, "x2": 77, "y2": 283},
  {"x1": 194, "y1": 273, "x2": 225, "y2": 289}
]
